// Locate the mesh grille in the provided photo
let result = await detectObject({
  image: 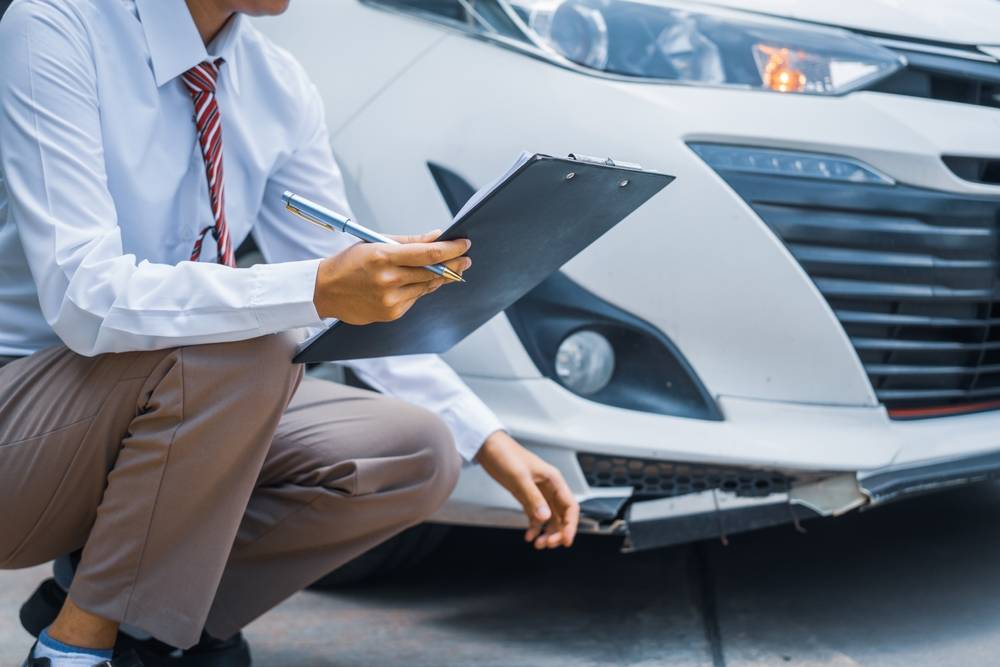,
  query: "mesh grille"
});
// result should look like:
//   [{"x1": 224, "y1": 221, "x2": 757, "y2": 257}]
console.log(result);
[{"x1": 577, "y1": 453, "x2": 820, "y2": 499}]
